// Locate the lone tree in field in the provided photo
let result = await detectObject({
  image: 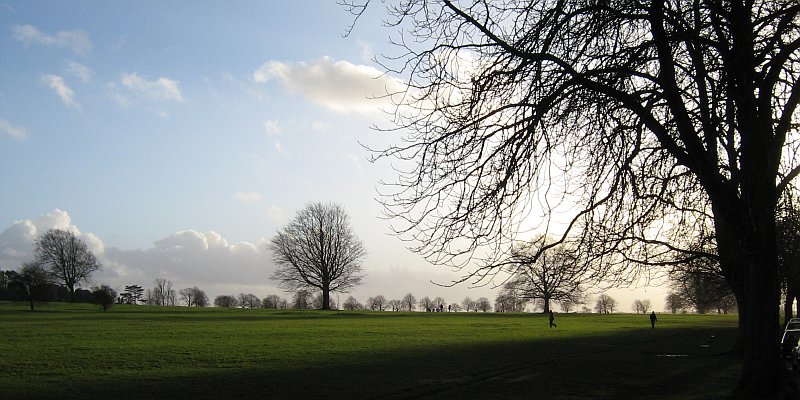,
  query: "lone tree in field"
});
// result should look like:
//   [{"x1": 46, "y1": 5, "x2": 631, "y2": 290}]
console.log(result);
[
  {"x1": 349, "y1": 0, "x2": 800, "y2": 396},
  {"x1": 508, "y1": 237, "x2": 585, "y2": 314},
  {"x1": 270, "y1": 202, "x2": 366, "y2": 310},
  {"x1": 34, "y1": 229, "x2": 101, "y2": 303},
  {"x1": 18, "y1": 262, "x2": 50, "y2": 311},
  {"x1": 91, "y1": 285, "x2": 117, "y2": 311}
]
